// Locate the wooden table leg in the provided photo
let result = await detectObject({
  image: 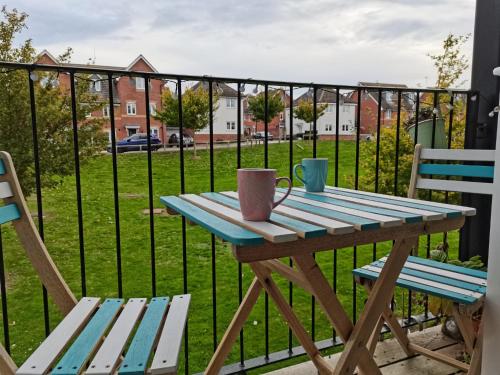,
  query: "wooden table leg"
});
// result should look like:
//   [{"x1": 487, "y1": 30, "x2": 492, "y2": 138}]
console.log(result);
[
  {"x1": 250, "y1": 262, "x2": 334, "y2": 375},
  {"x1": 205, "y1": 277, "x2": 262, "y2": 375},
  {"x1": 293, "y1": 254, "x2": 382, "y2": 375},
  {"x1": 333, "y1": 238, "x2": 415, "y2": 375}
]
